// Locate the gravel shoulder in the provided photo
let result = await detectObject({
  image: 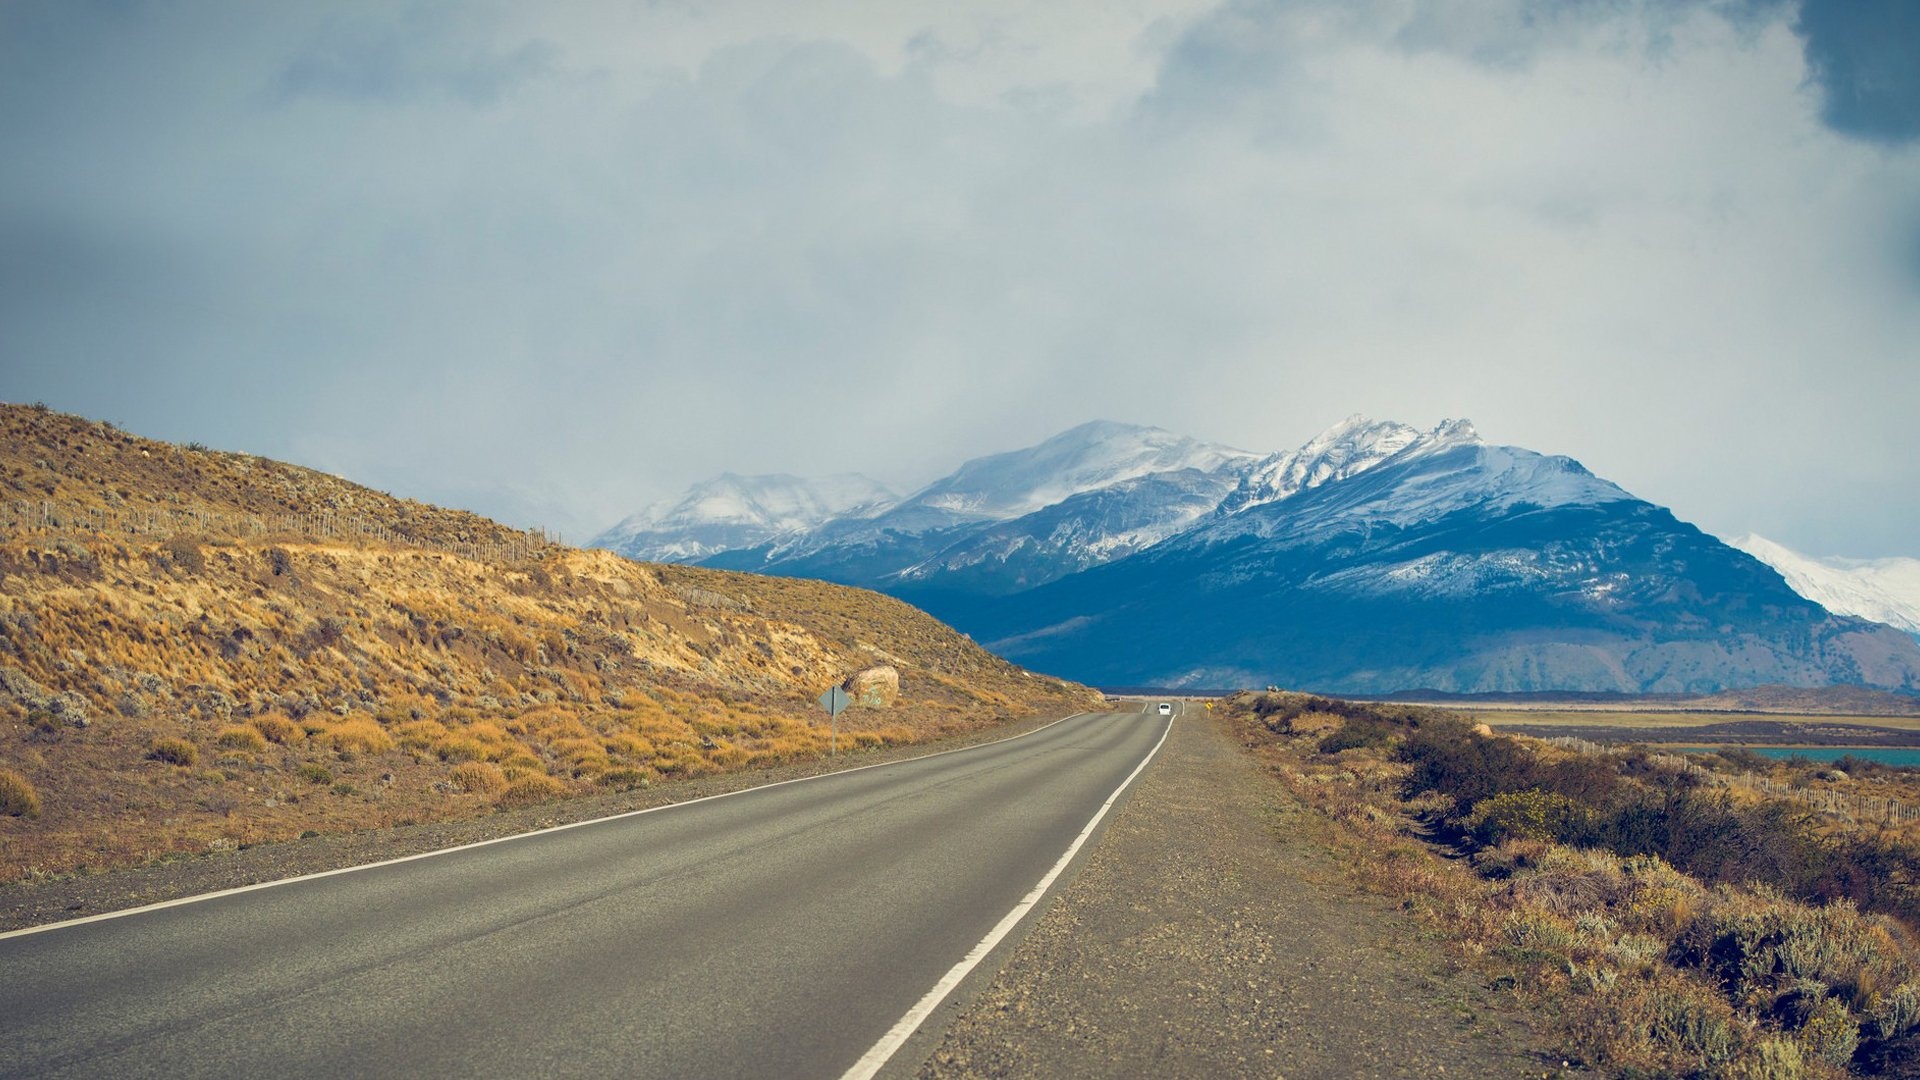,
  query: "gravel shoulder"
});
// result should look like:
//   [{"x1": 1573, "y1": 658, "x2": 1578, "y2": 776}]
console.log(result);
[
  {"x1": 915, "y1": 708, "x2": 1562, "y2": 1079},
  {"x1": 0, "y1": 709, "x2": 1080, "y2": 934}
]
